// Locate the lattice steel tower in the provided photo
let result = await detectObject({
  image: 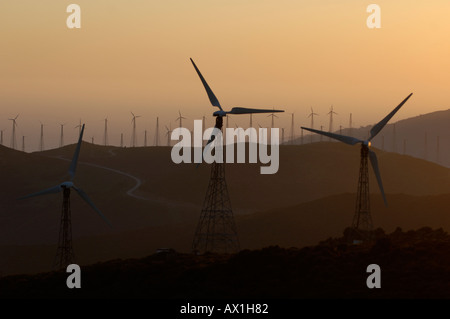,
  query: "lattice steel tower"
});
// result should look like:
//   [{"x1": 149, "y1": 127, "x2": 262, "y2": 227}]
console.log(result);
[
  {"x1": 54, "y1": 186, "x2": 75, "y2": 269},
  {"x1": 350, "y1": 144, "x2": 374, "y2": 242},
  {"x1": 192, "y1": 116, "x2": 240, "y2": 254}
]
